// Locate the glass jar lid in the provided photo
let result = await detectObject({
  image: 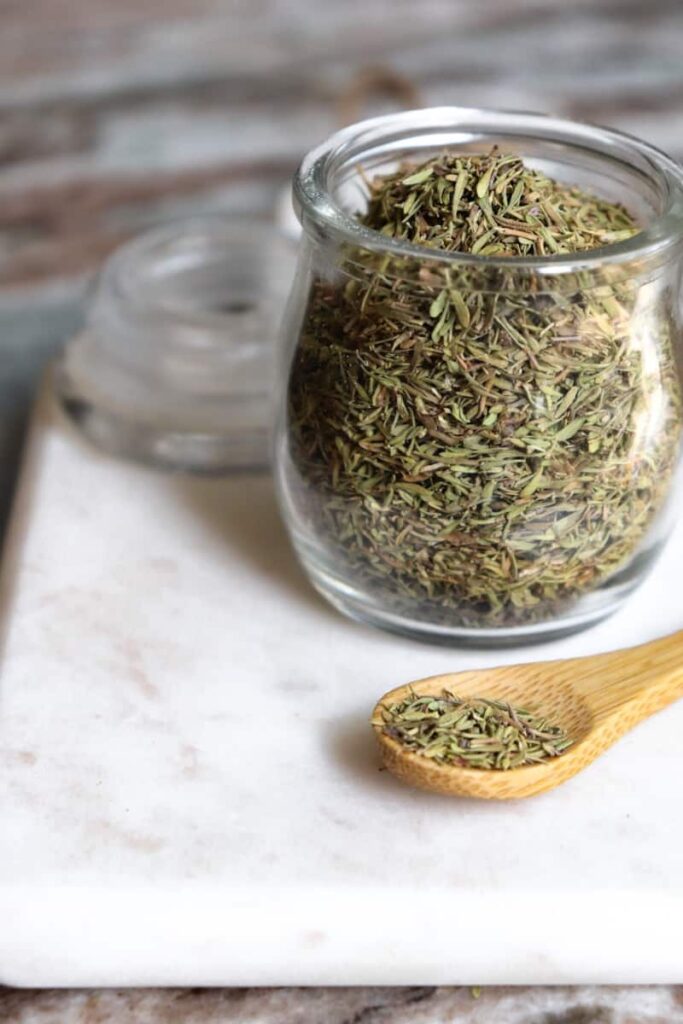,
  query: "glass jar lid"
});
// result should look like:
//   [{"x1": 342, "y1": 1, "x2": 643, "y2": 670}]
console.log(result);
[{"x1": 56, "y1": 216, "x2": 297, "y2": 472}]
